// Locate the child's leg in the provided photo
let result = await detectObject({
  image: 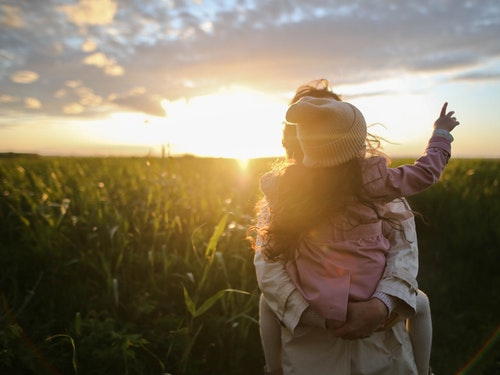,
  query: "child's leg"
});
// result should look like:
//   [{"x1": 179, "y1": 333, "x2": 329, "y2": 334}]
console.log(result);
[
  {"x1": 407, "y1": 290, "x2": 433, "y2": 375},
  {"x1": 259, "y1": 293, "x2": 283, "y2": 374}
]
